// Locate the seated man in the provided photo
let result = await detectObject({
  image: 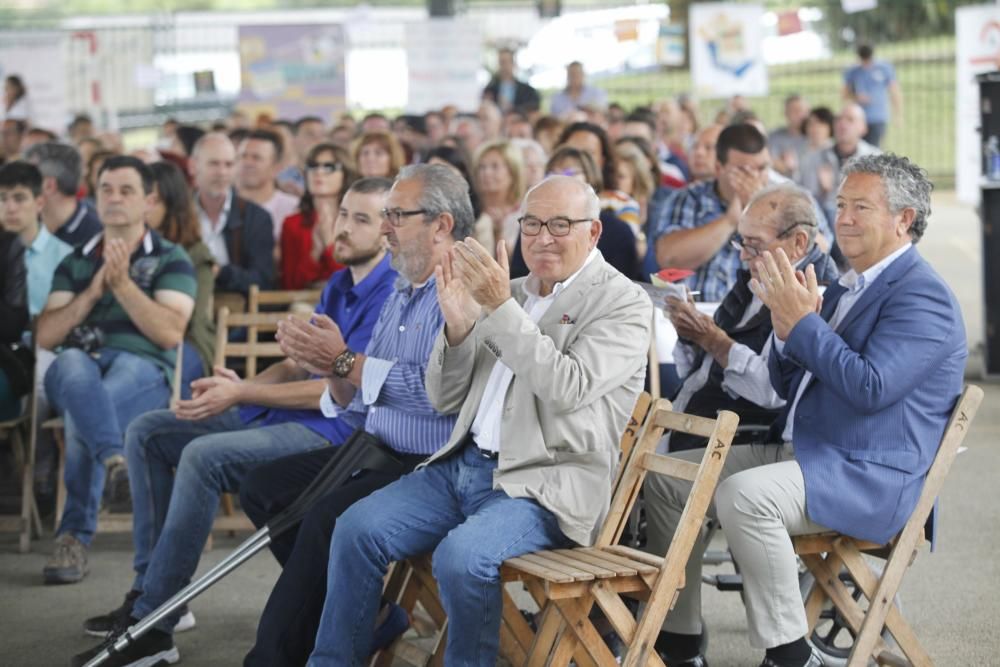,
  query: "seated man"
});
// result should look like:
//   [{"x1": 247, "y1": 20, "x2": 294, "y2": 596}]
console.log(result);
[
  {"x1": 239, "y1": 164, "x2": 472, "y2": 667},
  {"x1": 24, "y1": 142, "x2": 102, "y2": 249},
  {"x1": 644, "y1": 153, "x2": 966, "y2": 667},
  {"x1": 37, "y1": 156, "x2": 196, "y2": 584},
  {"x1": 652, "y1": 124, "x2": 832, "y2": 302},
  {"x1": 308, "y1": 175, "x2": 653, "y2": 666},
  {"x1": 190, "y1": 132, "x2": 275, "y2": 294},
  {"x1": 664, "y1": 183, "x2": 839, "y2": 452},
  {"x1": 70, "y1": 178, "x2": 398, "y2": 666}
]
